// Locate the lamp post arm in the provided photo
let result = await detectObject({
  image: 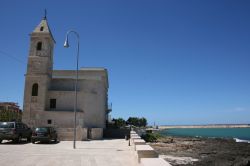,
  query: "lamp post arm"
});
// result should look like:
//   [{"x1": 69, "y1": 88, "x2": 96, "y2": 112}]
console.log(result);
[{"x1": 65, "y1": 30, "x2": 80, "y2": 42}]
